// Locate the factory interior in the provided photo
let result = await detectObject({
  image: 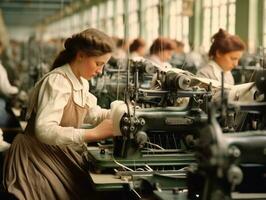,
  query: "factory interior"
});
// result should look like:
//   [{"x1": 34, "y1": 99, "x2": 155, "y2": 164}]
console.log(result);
[{"x1": 0, "y1": 0, "x2": 266, "y2": 199}]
